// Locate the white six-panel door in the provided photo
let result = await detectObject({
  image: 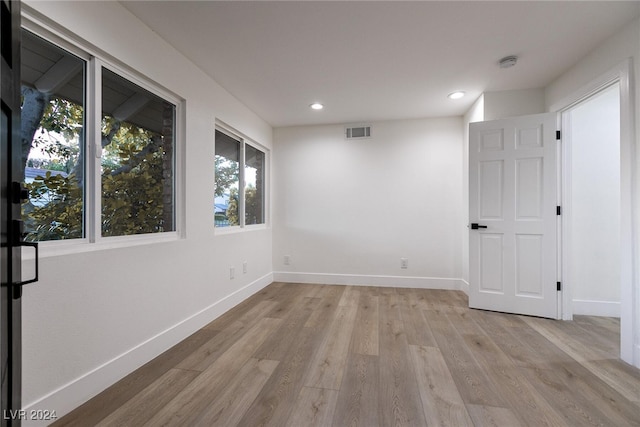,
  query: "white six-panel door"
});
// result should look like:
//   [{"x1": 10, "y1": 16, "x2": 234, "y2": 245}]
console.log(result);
[{"x1": 469, "y1": 113, "x2": 559, "y2": 319}]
